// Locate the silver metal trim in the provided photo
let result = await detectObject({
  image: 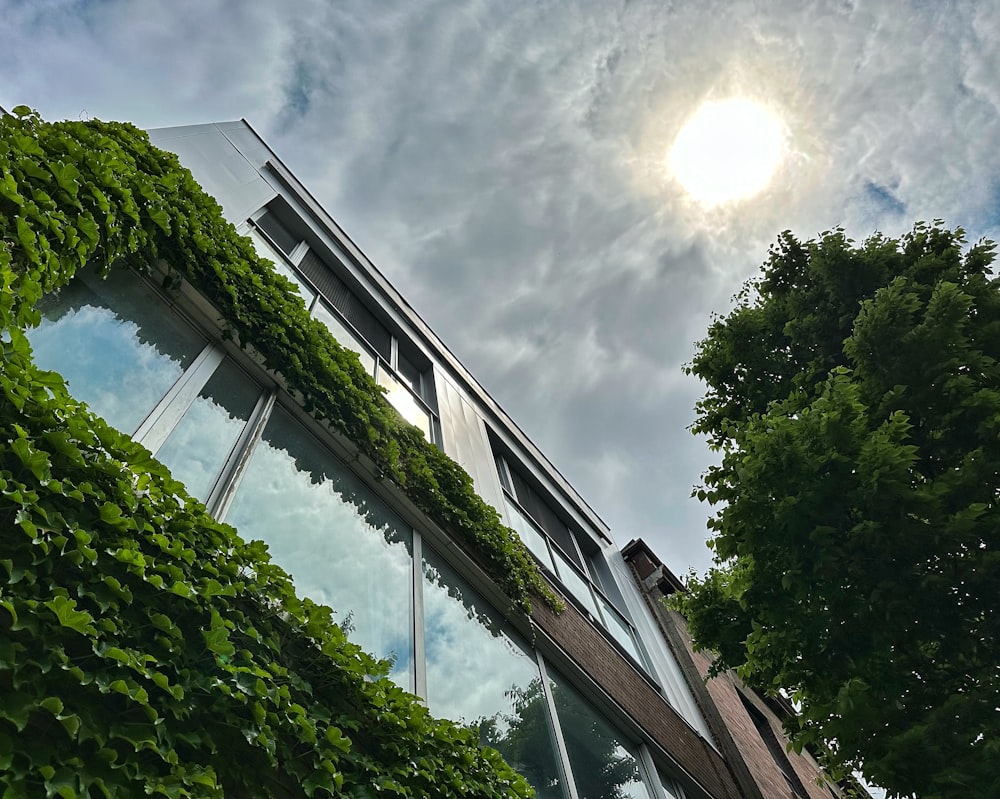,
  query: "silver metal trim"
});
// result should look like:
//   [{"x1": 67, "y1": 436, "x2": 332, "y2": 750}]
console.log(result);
[
  {"x1": 412, "y1": 530, "x2": 427, "y2": 700},
  {"x1": 132, "y1": 342, "x2": 225, "y2": 454},
  {"x1": 212, "y1": 389, "x2": 277, "y2": 523}
]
